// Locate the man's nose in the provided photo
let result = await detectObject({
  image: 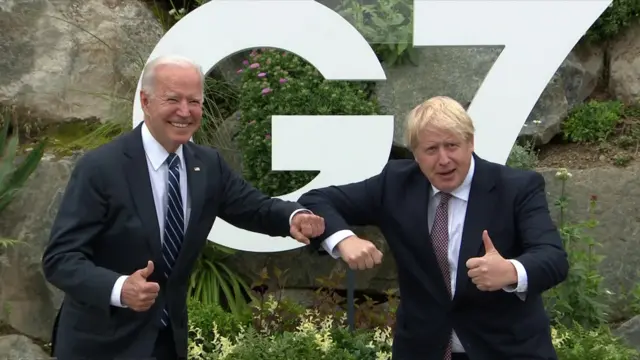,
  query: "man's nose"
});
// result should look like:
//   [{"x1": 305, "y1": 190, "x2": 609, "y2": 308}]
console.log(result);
[
  {"x1": 437, "y1": 148, "x2": 450, "y2": 165},
  {"x1": 176, "y1": 100, "x2": 190, "y2": 116}
]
